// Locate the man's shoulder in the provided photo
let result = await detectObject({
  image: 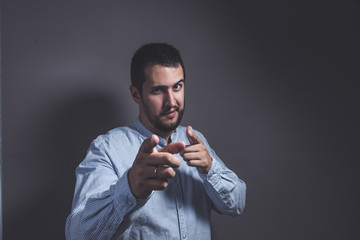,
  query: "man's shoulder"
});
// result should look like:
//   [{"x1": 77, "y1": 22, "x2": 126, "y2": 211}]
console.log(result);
[
  {"x1": 92, "y1": 124, "x2": 140, "y2": 146},
  {"x1": 107, "y1": 124, "x2": 137, "y2": 136}
]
